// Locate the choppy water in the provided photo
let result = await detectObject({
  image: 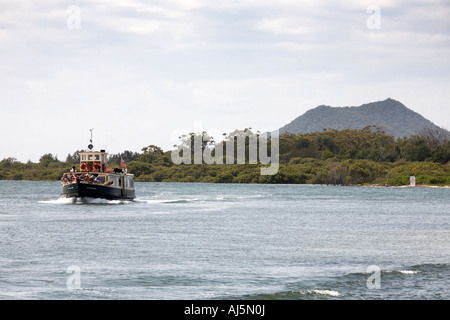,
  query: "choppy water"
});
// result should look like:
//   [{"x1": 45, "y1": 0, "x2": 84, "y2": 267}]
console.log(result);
[{"x1": 0, "y1": 181, "x2": 448, "y2": 300}]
